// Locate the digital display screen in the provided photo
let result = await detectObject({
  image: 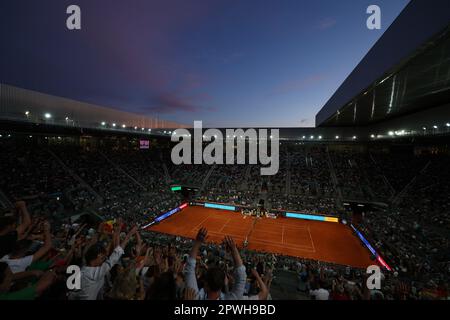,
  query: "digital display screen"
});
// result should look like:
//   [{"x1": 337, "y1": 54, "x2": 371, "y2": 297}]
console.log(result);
[
  {"x1": 141, "y1": 203, "x2": 188, "y2": 229},
  {"x1": 140, "y1": 140, "x2": 150, "y2": 149},
  {"x1": 351, "y1": 224, "x2": 377, "y2": 256},
  {"x1": 204, "y1": 203, "x2": 236, "y2": 211},
  {"x1": 285, "y1": 212, "x2": 338, "y2": 223},
  {"x1": 155, "y1": 207, "x2": 180, "y2": 223},
  {"x1": 286, "y1": 212, "x2": 326, "y2": 221}
]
